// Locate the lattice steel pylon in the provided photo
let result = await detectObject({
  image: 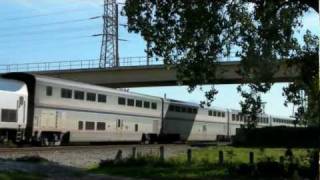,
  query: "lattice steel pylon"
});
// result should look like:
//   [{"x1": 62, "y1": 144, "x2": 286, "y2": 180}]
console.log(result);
[{"x1": 100, "y1": 0, "x2": 119, "y2": 68}]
